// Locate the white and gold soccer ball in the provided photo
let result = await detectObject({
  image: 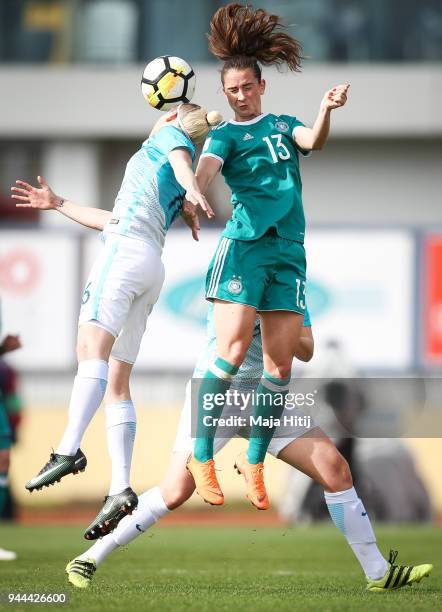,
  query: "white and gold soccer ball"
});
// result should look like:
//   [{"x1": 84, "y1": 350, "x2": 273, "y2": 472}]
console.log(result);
[{"x1": 141, "y1": 56, "x2": 196, "y2": 111}]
